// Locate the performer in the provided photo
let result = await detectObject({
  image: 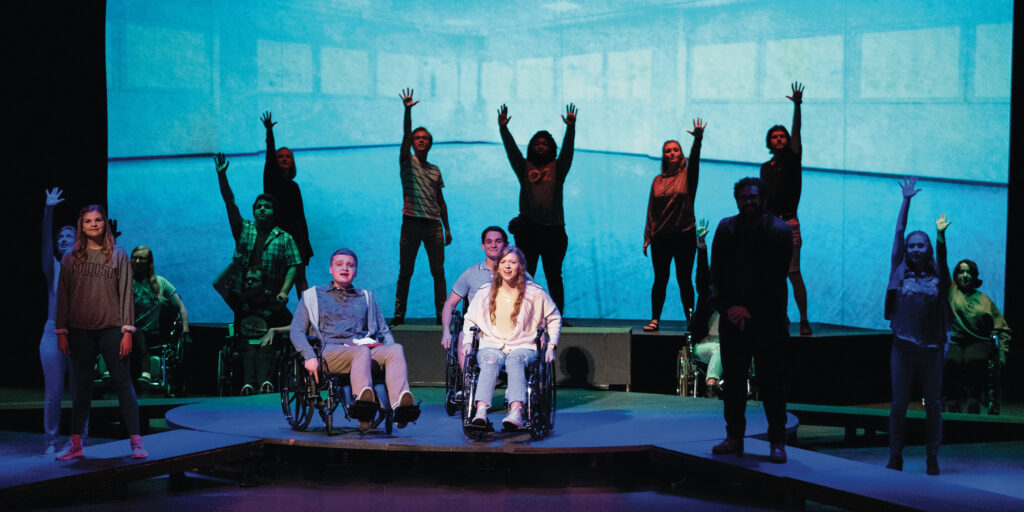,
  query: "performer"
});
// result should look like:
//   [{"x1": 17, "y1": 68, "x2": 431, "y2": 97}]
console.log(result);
[
  {"x1": 392, "y1": 88, "x2": 452, "y2": 326},
  {"x1": 440, "y1": 226, "x2": 508, "y2": 360},
  {"x1": 945, "y1": 259, "x2": 1011, "y2": 413},
  {"x1": 130, "y1": 246, "x2": 189, "y2": 385},
  {"x1": 261, "y1": 111, "x2": 313, "y2": 295},
  {"x1": 689, "y1": 219, "x2": 723, "y2": 396},
  {"x1": 463, "y1": 247, "x2": 560, "y2": 430},
  {"x1": 39, "y1": 187, "x2": 87, "y2": 454},
  {"x1": 884, "y1": 177, "x2": 950, "y2": 475},
  {"x1": 214, "y1": 152, "x2": 300, "y2": 393},
  {"x1": 290, "y1": 248, "x2": 419, "y2": 429},
  {"x1": 642, "y1": 118, "x2": 706, "y2": 331},
  {"x1": 710, "y1": 178, "x2": 793, "y2": 463},
  {"x1": 498, "y1": 102, "x2": 576, "y2": 316},
  {"x1": 761, "y1": 82, "x2": 811, "y2": 336},
  {"x1": 56, "y1": 205, "x2": 146, "y2": 460}
]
